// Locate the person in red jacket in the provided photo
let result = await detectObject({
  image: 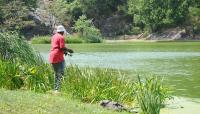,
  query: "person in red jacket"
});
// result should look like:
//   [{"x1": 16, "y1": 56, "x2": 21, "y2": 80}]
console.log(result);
[{"x1": 49, "y1": 25, "x2": 73, "y2": 92}]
